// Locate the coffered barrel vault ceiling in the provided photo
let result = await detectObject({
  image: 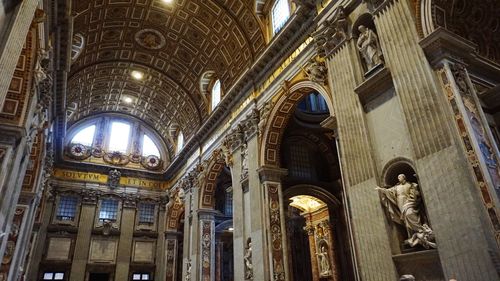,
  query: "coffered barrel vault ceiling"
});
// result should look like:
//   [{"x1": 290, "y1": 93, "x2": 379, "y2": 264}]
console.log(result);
[{"x1": 68, "y1": 0, "x2": 266, "y2": 154}]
